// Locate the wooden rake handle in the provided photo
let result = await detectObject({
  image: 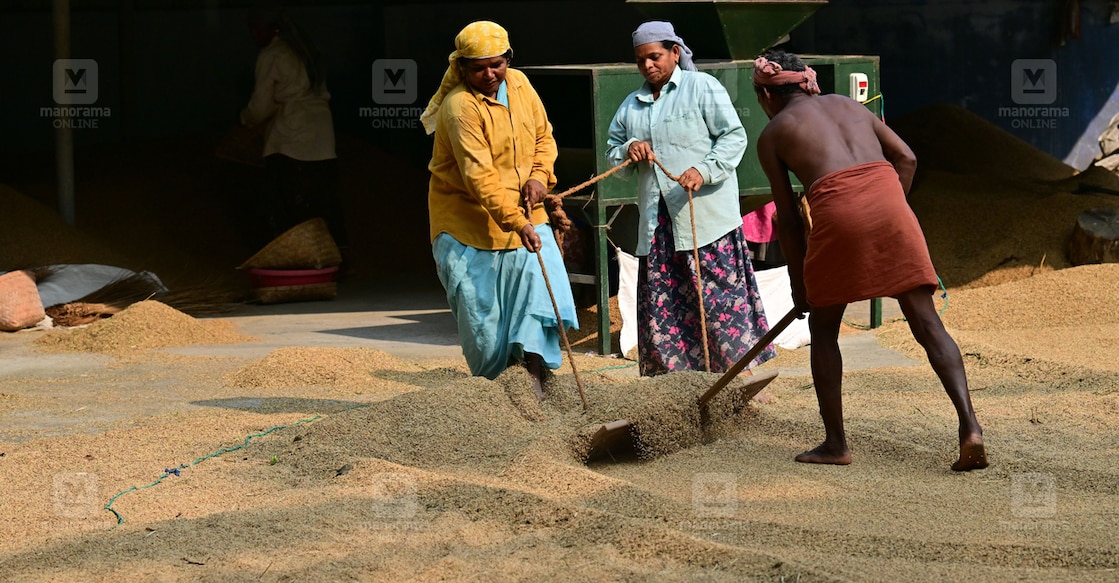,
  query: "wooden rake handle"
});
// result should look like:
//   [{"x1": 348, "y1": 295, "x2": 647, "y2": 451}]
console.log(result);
[{"x1": 698, "y1": 308, "x2": 803, "y2": 408}]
